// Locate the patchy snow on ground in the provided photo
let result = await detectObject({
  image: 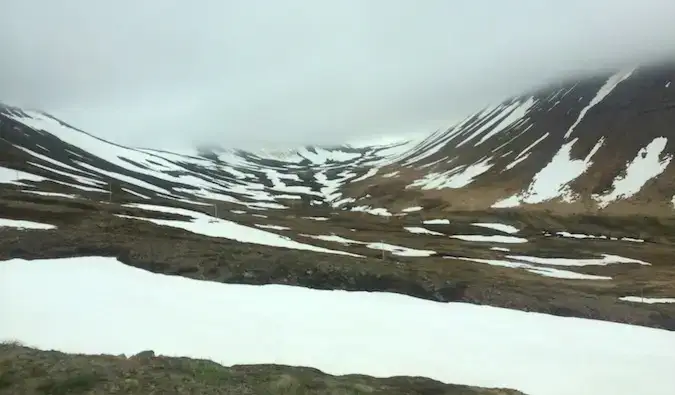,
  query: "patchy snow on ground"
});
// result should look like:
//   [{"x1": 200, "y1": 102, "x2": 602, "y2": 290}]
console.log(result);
[
  {"x1": 410, "y1": 157, "x2": 493, "y2": 190},
  {"x1": 349, "y1": 206, "x2": 392, "y2": 217},
  {"x1": 451, "y1": 235, "x2": 528, "y2": 244},
  {"x1": 254, "y1": 224, "x2": 290, "y2": 231},
  {"x1": 0, "y1": 218, "x2": 56, "y2": 230},
  {"x1": 401, "y1": 206, "x2": 423, "y2": 213},
  {"x1": 471, "y1": 223, "x2": 519, "y2": 234},
  {"x1": 619, "y1": 296, "x2": 675, "y2": 304},
  {"x1": 365, "y1": 242, "x2": 435, "y2": 257},
  {"x1": 551, "y1": 231, "x2": 644, "y2": 243},
  {"x1": 404, "y1": 227, "x2": 445, "y2": 236},
  {"x1": 21, "y1": 190, "x2": 78, "y2": 199},
  {"x1": 454, "y1": 256, "x2": 612, "y2": 281},
  {"x1": 3, "y1": 257, "x2": 674, "y2": 395},
  {"x1": 423, "y1": 219, "x2": 450, "y2": 225},
  {"x1": 300, "y1": 233, "x2": 435, "y2": 257},
  {"x1": 117, "y1": 204, "x2": 359, "y2": 257},
  {"x1": 507, "y1": 253, "x2": 649, "y2": 267}
]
